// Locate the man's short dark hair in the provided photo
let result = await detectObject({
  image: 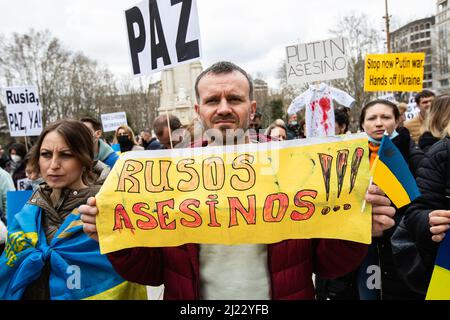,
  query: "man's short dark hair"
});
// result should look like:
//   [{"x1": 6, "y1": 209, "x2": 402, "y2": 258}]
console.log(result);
[
  {"x1": 80, "y1": 116, "x2": 102, "y2": 131},
  {"x1": 335, "y1": 108, "x2": 350, "y2": 133},
  {"x1": 195, "y1": 61, "x2": 254, "y2": 103},
  {"x1": 415, "y1": 90, "x2": 435, "y2": 105},
  {"x1": 153, "y1": 114, "x2": 182, "y2": 137}
]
